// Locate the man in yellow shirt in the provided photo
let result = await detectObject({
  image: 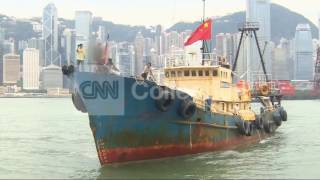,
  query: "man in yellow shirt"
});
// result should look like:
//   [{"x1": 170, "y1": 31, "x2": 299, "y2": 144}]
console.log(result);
[{"x1": 76, "y1": 44, "x2": 86, "y2": 71}]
